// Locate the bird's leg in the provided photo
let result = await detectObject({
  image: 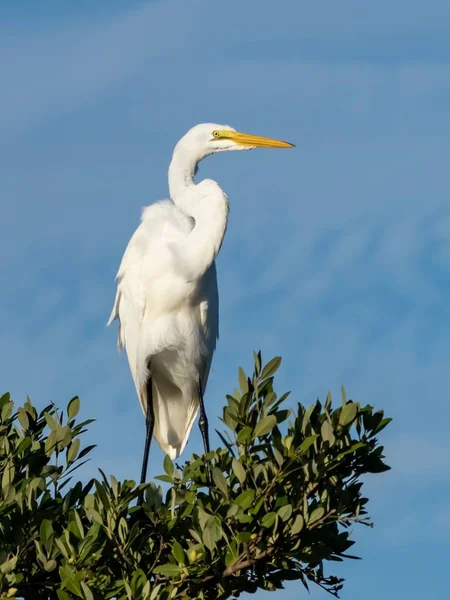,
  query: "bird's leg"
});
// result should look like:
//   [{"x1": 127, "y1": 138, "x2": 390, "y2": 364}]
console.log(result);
[
  {"x1": 198, "y1": 379, "x2": 210, "y2": 455},
  {"x1": 198, "y1": 379, "x2": 212, "y2": 485},
  {"x1": 140, "y1": 376, "x2": 154, "y2": 486}
]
